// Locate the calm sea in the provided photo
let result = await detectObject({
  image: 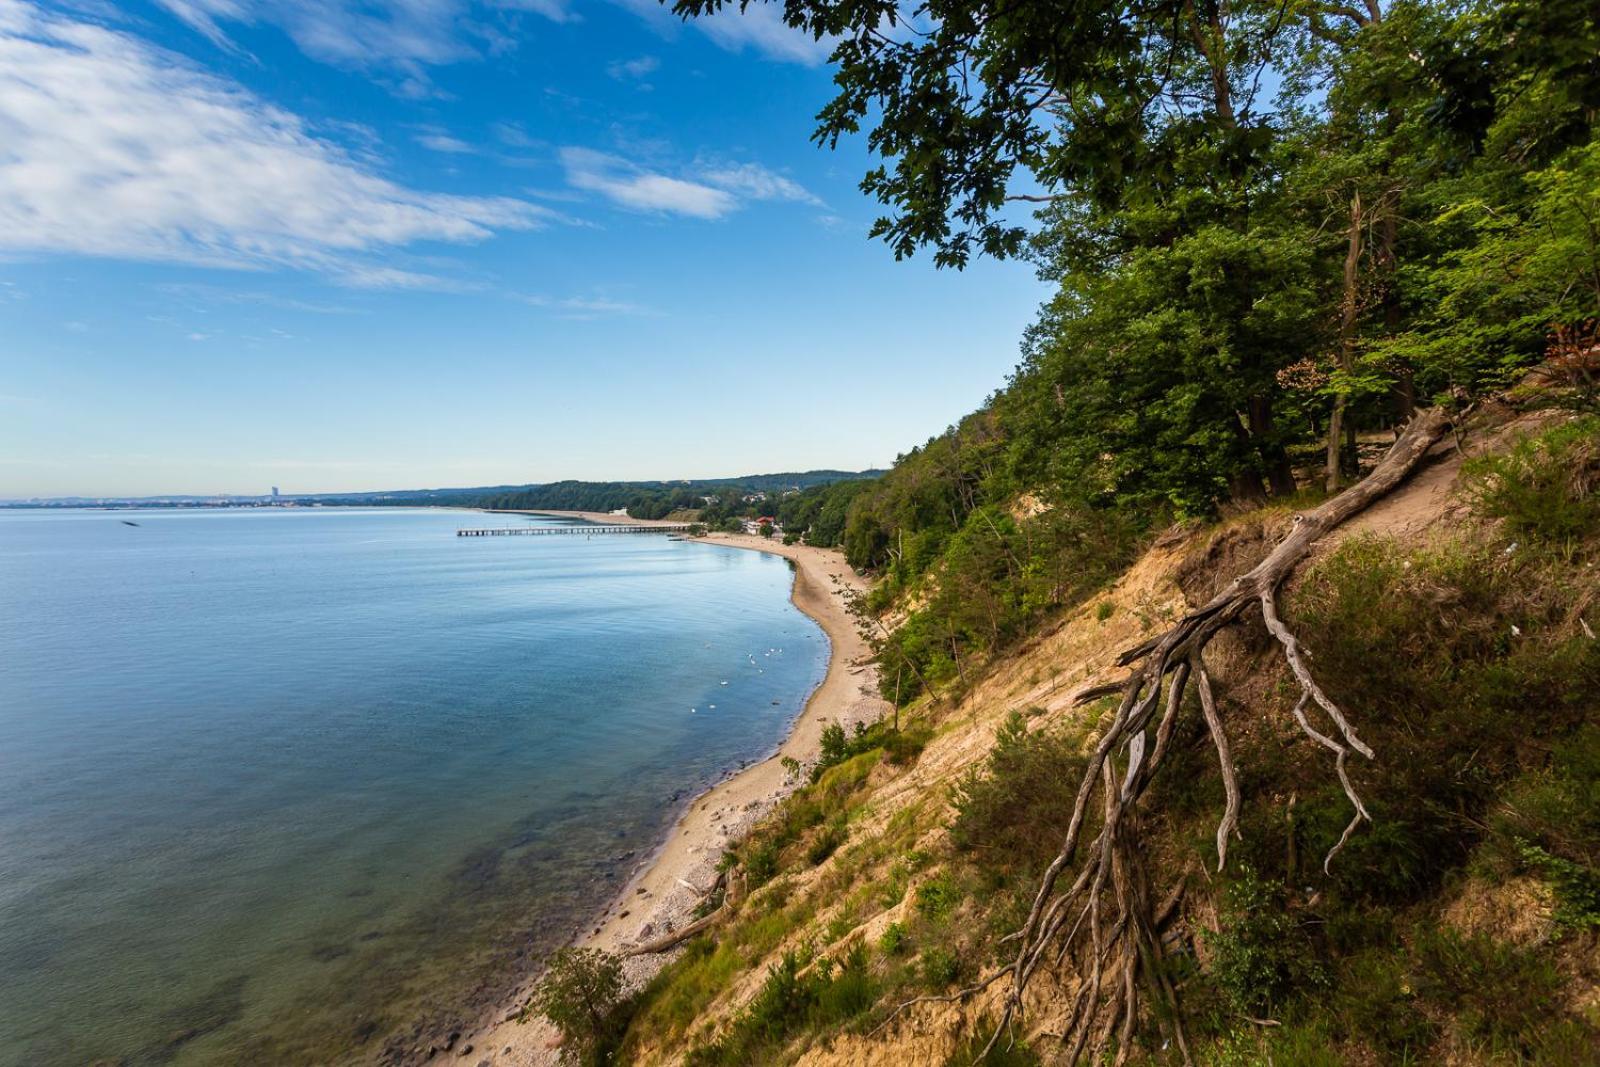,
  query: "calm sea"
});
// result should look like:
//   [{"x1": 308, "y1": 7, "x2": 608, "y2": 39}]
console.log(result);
[{"x1": 0, "y1": 508, "x2": 828, "y2": 1065}]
